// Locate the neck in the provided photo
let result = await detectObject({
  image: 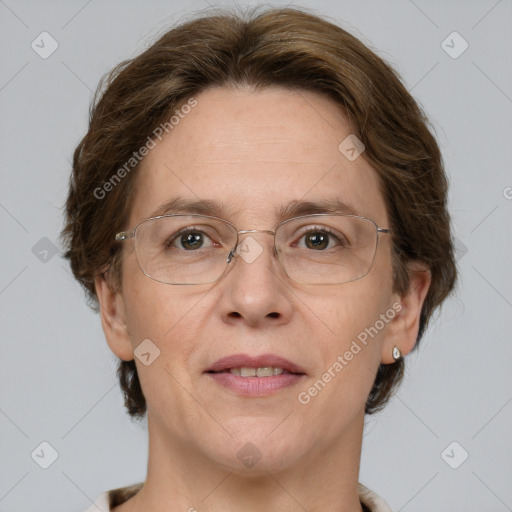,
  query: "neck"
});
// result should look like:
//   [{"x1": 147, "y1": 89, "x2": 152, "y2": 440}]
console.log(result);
[{"x1": 116, "y1": 410, "x2": 366, "y2": 512}]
